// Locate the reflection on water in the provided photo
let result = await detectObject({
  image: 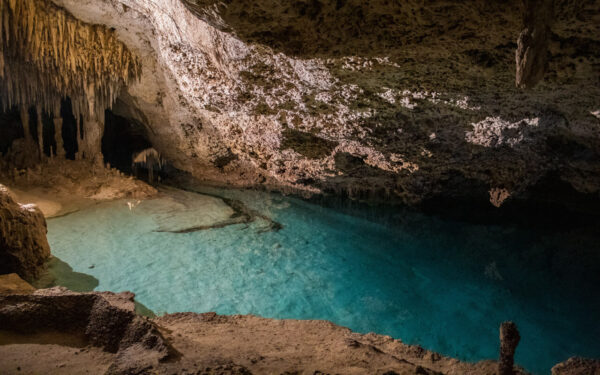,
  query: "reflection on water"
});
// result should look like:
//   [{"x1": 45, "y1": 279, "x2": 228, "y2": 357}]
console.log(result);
[{"x1": 45, "y1": 186, "x2": 600, "y2": 374}]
